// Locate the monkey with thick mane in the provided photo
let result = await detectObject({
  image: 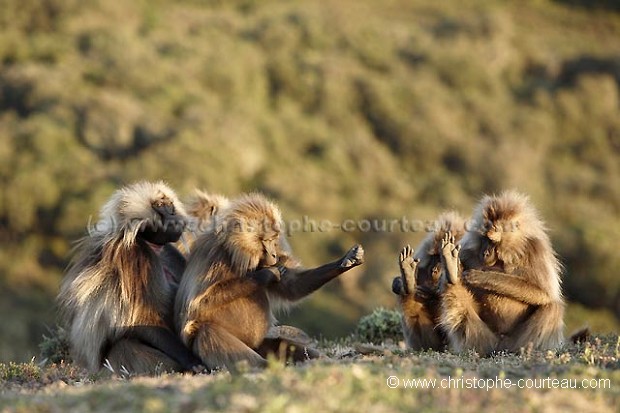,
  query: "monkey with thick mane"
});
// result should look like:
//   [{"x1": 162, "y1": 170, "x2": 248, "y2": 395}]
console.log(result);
[
  {"x1": 392, "y1": 211, "x2": 466, "y2": 351},
  {"x1": 175, "y1": 193, "x2": 365, "y2": 372},
  {"x1": 438, "y1": 190, "x2": 565, "y2": 355},
  {"x1": 57, "y1": 181, "x2": 203, "y2": 374}
]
